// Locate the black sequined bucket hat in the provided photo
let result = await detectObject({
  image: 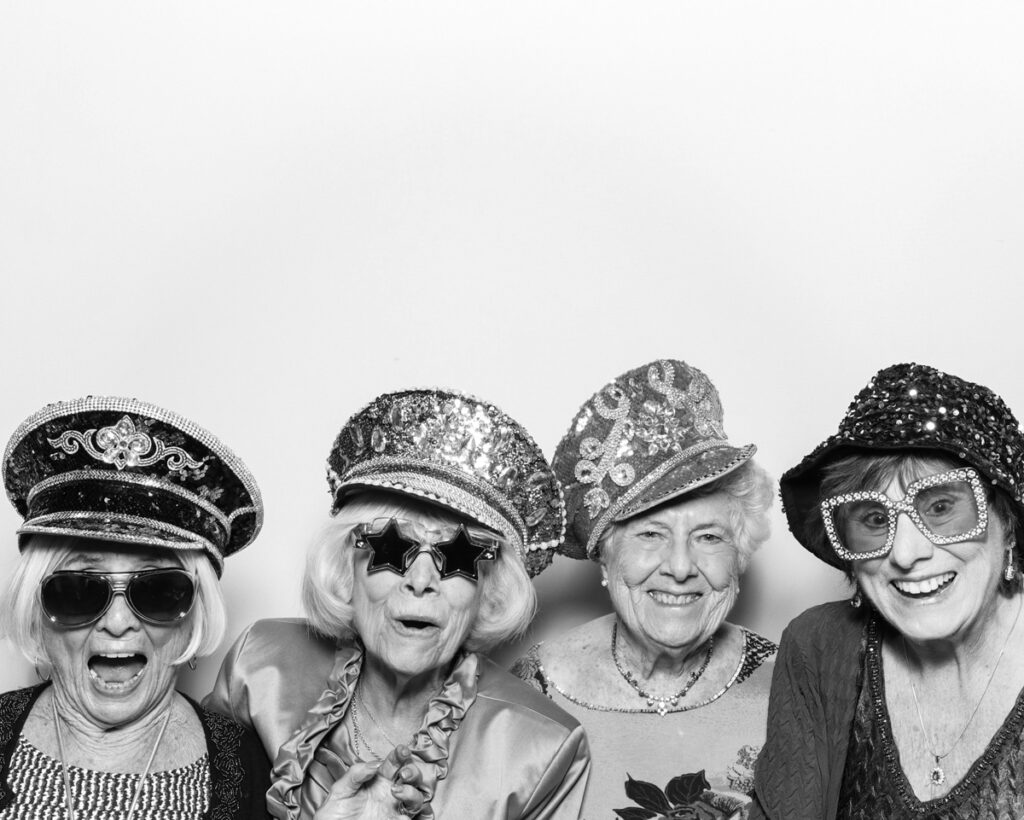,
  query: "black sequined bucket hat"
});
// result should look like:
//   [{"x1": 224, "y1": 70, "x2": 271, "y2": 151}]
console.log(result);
[
  {"x1": 326, "y1": 389, "x2": 565, "y2": 577},
  {"x1": 552, "y1": 359, "x2": 757, "y2": 560},
  {"x1": 780, "y1": 363, "x2": 1024, "y2": 569},
  {"x1": 3, "y1": 397, "x2": 263, "y2": 574}
]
